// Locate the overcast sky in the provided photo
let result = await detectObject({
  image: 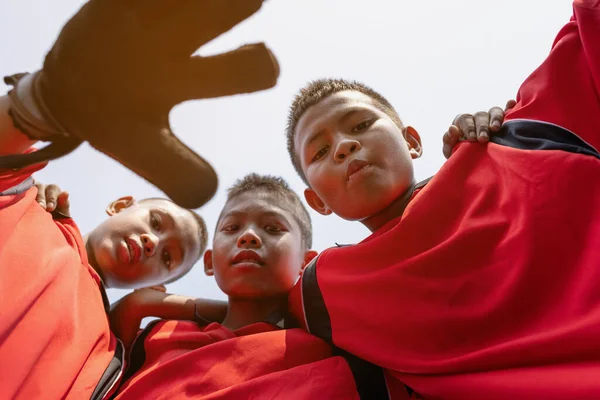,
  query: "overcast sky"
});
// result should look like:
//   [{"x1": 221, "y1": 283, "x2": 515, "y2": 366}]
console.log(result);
[{"x1": 1, "y1": 0, "x2": 572, "y2": 303}]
